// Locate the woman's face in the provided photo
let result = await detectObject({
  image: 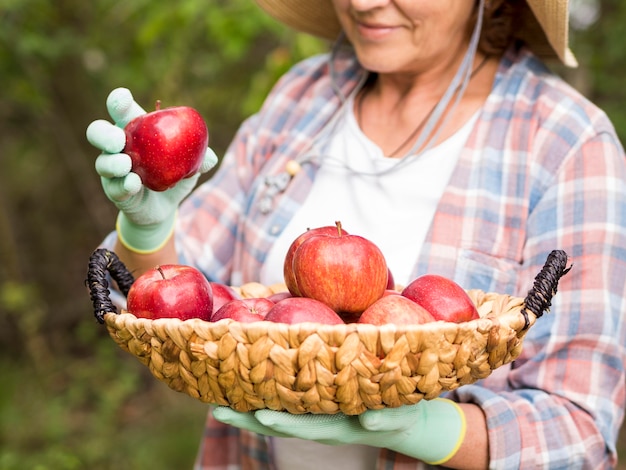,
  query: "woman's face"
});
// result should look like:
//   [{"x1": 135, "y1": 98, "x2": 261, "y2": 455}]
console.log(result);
[{"x1": 332, "y1": 0, "x2": 477, "y2": 75}]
